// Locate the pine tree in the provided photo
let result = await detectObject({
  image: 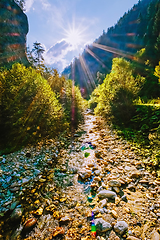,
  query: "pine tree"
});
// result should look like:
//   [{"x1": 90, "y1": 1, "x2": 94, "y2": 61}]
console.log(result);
[
  {"x1": 32, "y1": 42, "x2": 45, "y2": 65},
  {"x1": 14, "y1": 0, "x2": 25, "y2": 11}
]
